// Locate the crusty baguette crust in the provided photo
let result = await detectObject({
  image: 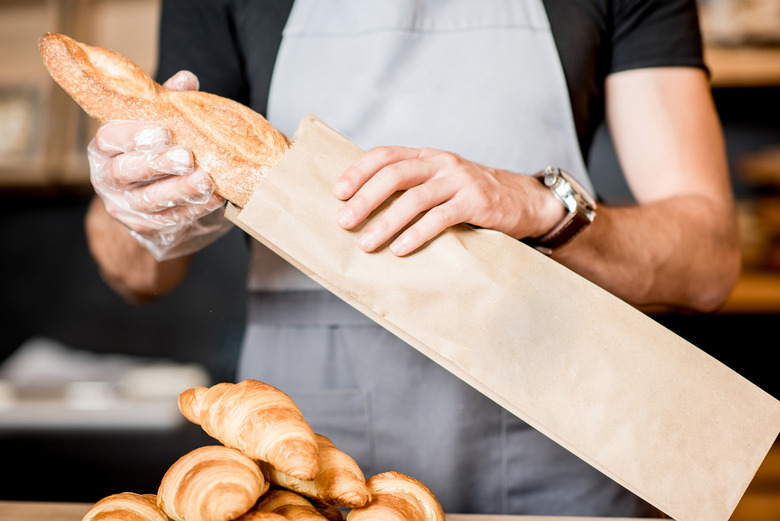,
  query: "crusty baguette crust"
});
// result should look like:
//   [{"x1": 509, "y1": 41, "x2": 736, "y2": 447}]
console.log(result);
[{"x1": 39, "y1": 32, "x2": 289, "y2": 207}]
